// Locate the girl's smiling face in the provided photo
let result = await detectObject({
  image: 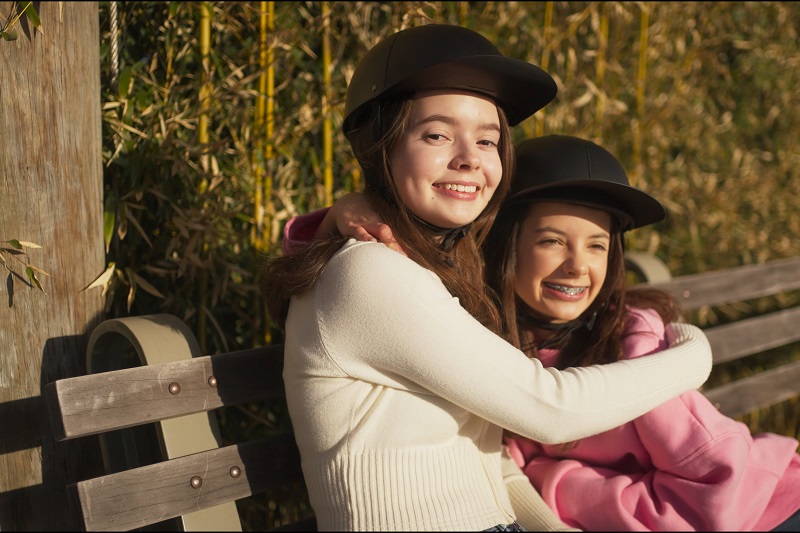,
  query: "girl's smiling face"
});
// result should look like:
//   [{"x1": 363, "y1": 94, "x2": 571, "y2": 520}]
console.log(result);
[
  {"x1": 515, "y1": 201, "x2": 612, "y2": 323},
  {"x1": 389, "y1": 90, "x2": 502, "y2": 229}
]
